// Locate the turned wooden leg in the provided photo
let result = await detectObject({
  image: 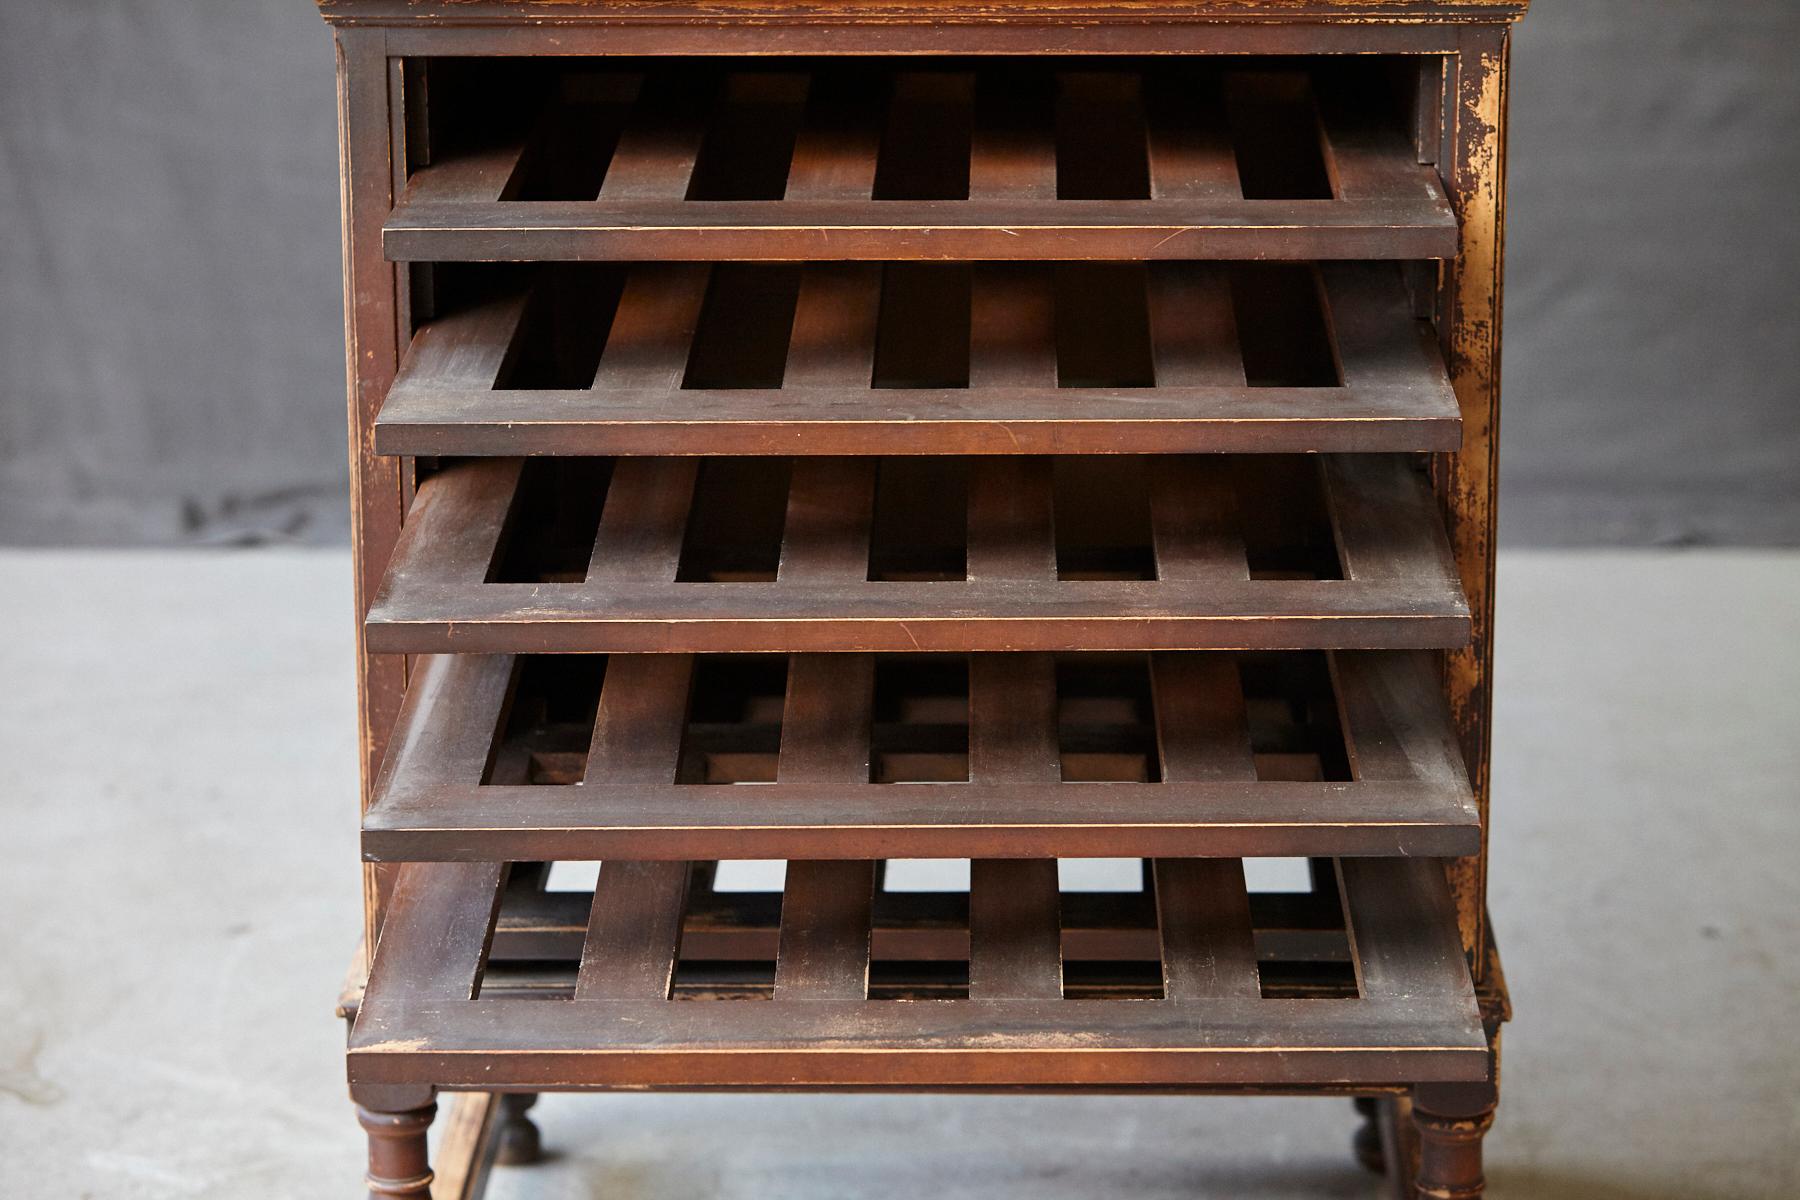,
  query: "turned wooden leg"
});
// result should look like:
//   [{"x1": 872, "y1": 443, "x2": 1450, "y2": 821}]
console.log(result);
[
  {"x1": 357, "y1": 1101, "x2": 436, "y2": 1198},
  {"x1": 1352, "y1": 1096, "x2": 1386, "y2": 1173},
  {"x1": 1412, "y1": 1083, "x2": 1497, "y2": 1200},
  {"x1": 495, "y1": 1093, "x2": 543, "y2": 1166}
]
